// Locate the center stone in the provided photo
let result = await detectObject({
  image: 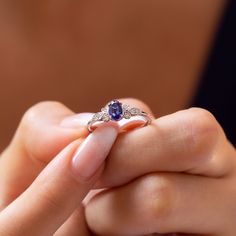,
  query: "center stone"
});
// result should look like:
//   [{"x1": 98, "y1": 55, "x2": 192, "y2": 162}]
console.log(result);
[{"x1": 108, "y1": 101, "x2": 123, "y2": 121}]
